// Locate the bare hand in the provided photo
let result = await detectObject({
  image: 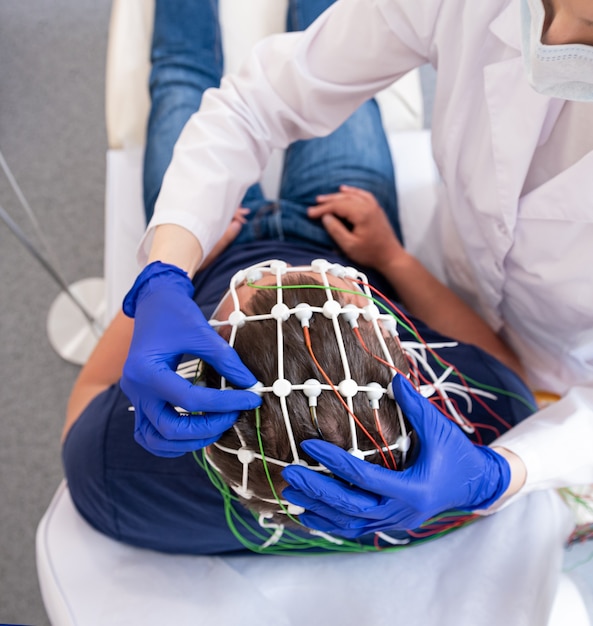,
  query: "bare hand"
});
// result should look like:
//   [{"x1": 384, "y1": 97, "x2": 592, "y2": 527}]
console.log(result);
[
  {"x1": 307, "y1": 185, "x2": 404, "y2": 271},
  {"x1": 201, "y1": 207, "x2": 249, "y2": 270}
]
